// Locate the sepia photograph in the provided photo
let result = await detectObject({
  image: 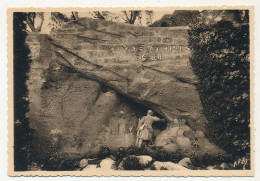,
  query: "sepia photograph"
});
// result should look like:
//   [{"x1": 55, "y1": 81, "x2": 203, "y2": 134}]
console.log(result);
[{"x1": 8, "y1": 7, "x2": 254, "y2": 176}]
